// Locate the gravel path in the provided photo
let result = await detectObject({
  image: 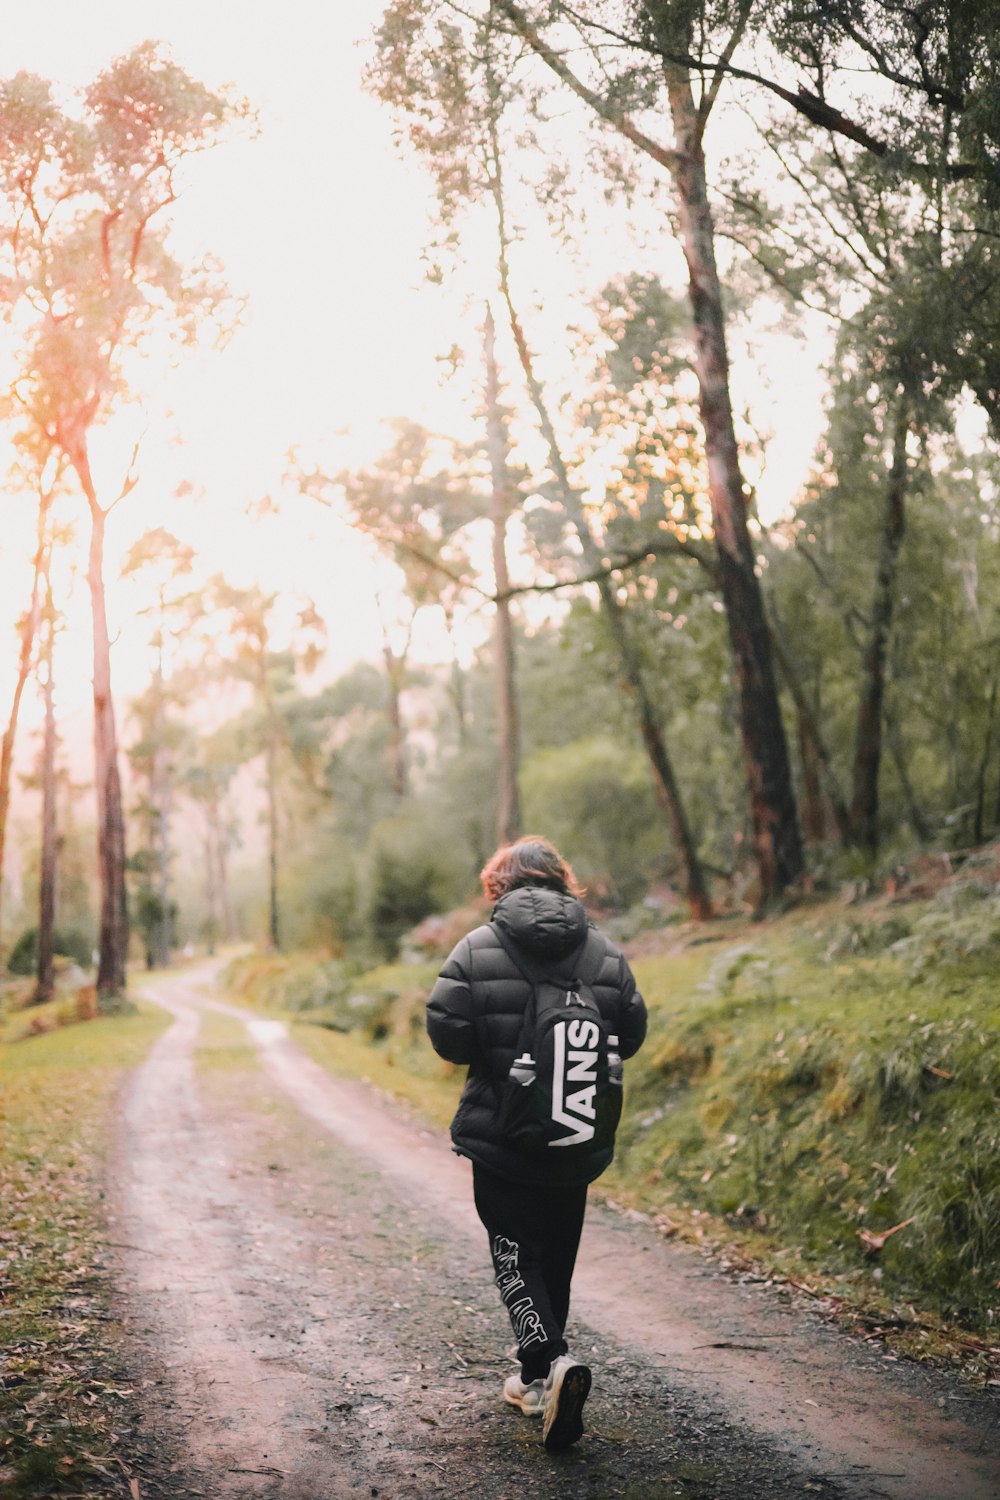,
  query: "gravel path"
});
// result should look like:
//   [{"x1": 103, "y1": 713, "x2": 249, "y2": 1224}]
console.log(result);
[{"x1": 110, "y1": 960, "x2": 1000, "y2": 1500}]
